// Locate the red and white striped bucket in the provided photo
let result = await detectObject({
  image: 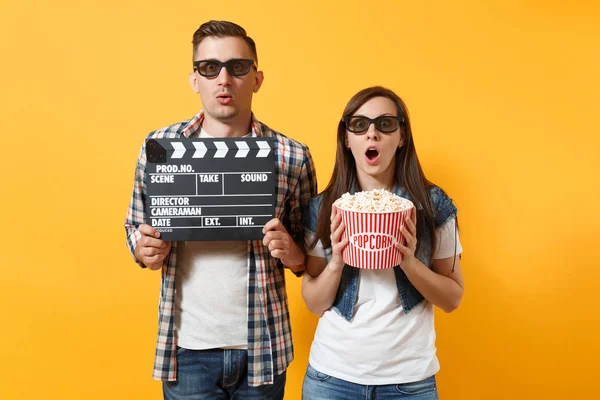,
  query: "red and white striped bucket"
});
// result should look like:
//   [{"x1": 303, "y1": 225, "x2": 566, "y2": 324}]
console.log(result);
[{"x1": 335, "y1": 204, "x2": 414, "y2": 269}]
